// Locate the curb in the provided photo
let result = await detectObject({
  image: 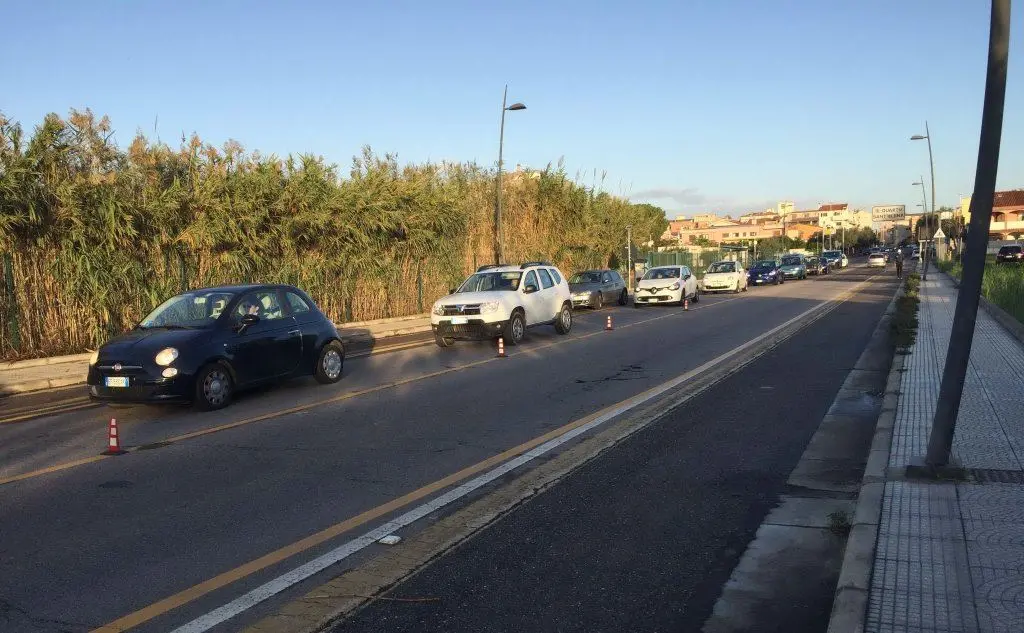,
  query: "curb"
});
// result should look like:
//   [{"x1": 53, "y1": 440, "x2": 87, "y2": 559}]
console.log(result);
[
  {"x1": 338, "y1": 323, "x2": 432, "y2": 342},
  {"x1": 0, "y1": 375, "x2": 87, "y2": 396},
  {"x1": 825, "y1": 279, "x2": 907, "y2": 633},
  {"x1": 338, "y1": 314, "x2": 430, "y2": 329},
  {"x1": 1, "y1": 353, "x2": 93, "y2": 371}
]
